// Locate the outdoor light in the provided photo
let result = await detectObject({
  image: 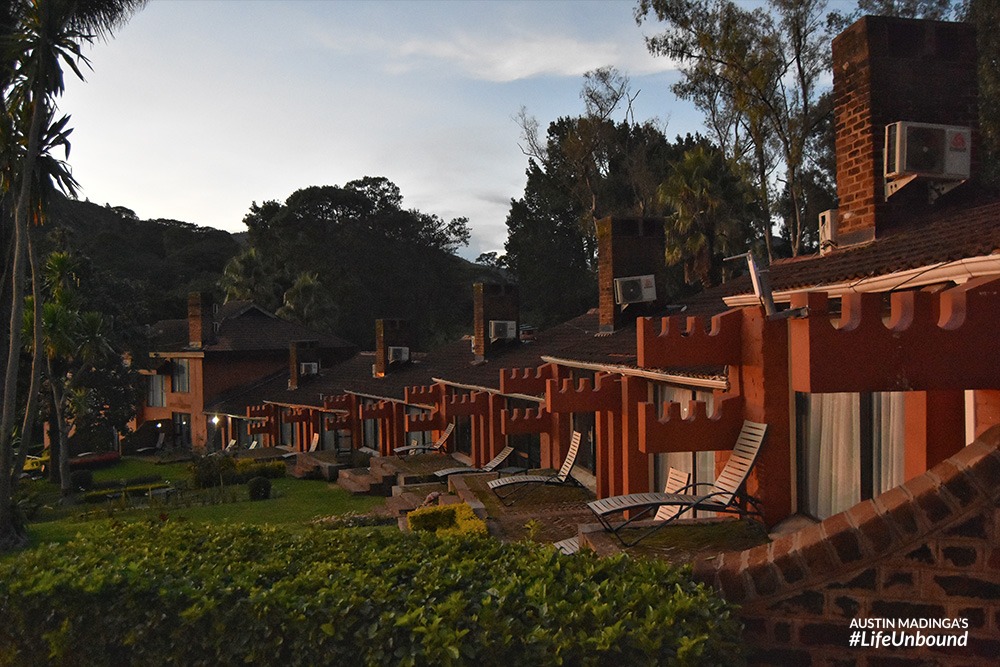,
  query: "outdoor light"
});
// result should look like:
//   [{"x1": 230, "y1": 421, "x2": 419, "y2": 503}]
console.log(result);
[{"x1": 212, "y1": 416, "x2": 220, "y2": 425}]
